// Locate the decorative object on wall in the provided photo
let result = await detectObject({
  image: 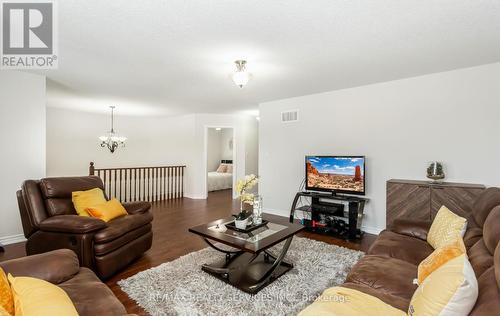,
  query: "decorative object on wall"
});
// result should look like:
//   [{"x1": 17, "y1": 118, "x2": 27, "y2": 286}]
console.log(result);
[
  {"x1": 99, "y1": 106, "x2": 127, "y2": 153},
  {"x1": 232, "y1": 60, "x2": 250, "y2": 88},
  {"x1": 426, "y1": 161, "x2": 445, "y2": 182}
]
